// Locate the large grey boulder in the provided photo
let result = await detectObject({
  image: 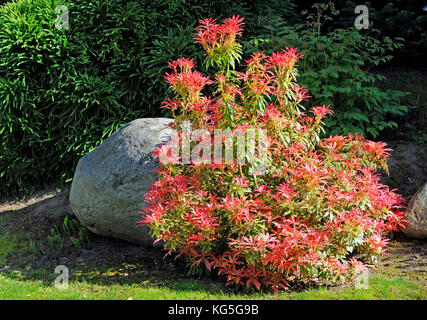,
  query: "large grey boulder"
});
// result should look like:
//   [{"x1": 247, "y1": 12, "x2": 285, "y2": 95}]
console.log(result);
[
  {"x1": 69, "y1": 118, "x2": 174, "y2": 245},
  {"x1": 402, "y1": 182, "x2": 427, "y2": 239}
]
